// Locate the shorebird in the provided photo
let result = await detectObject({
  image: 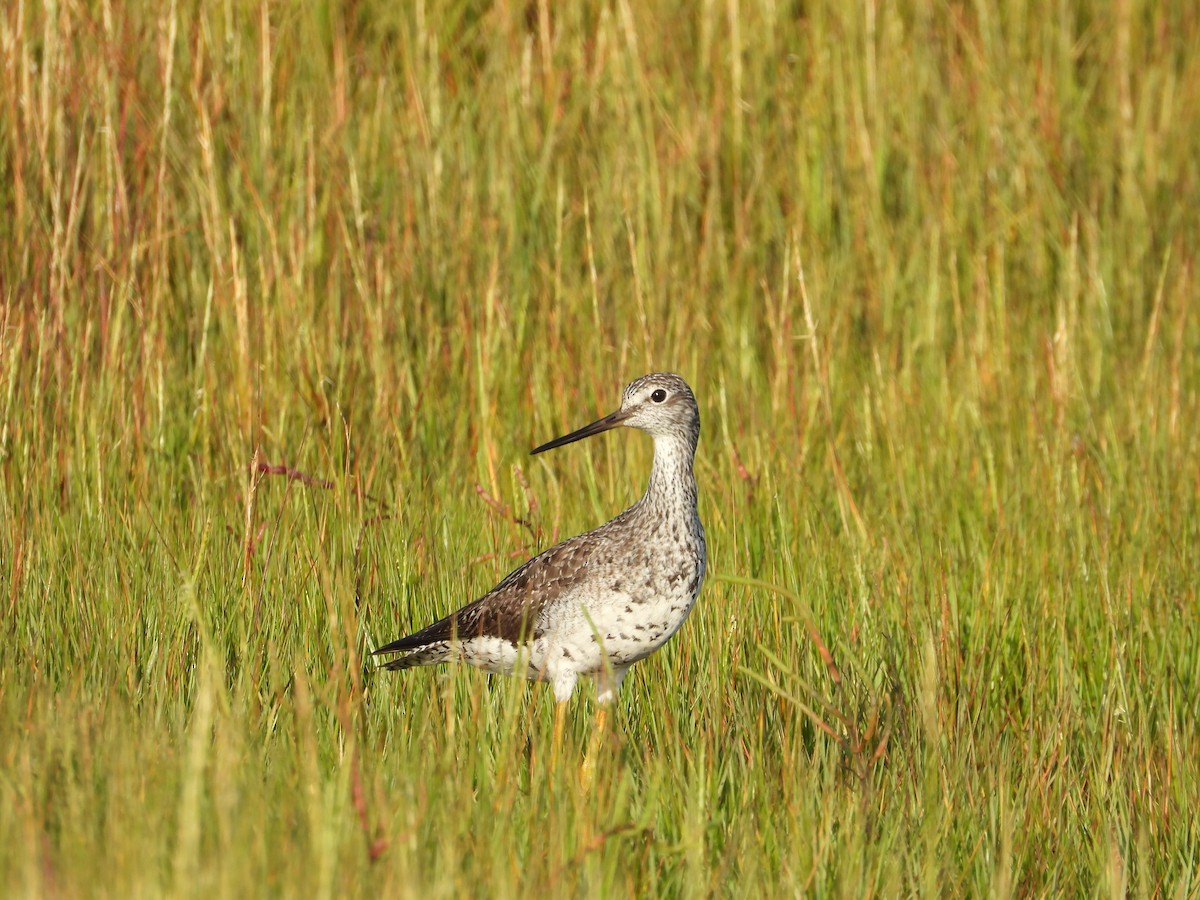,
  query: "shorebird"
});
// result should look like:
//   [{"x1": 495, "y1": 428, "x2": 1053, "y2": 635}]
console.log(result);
[{"x1": 374, "y1": 373, "x2": 706, "y2": 748}]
